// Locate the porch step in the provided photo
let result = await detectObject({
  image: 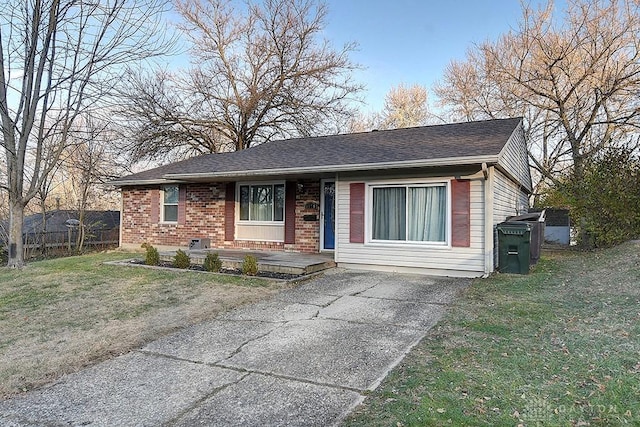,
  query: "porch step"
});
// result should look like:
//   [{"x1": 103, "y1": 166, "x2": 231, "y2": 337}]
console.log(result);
[{"x1": 159, "y1": 250, "x2": 335, "y2": 276}]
